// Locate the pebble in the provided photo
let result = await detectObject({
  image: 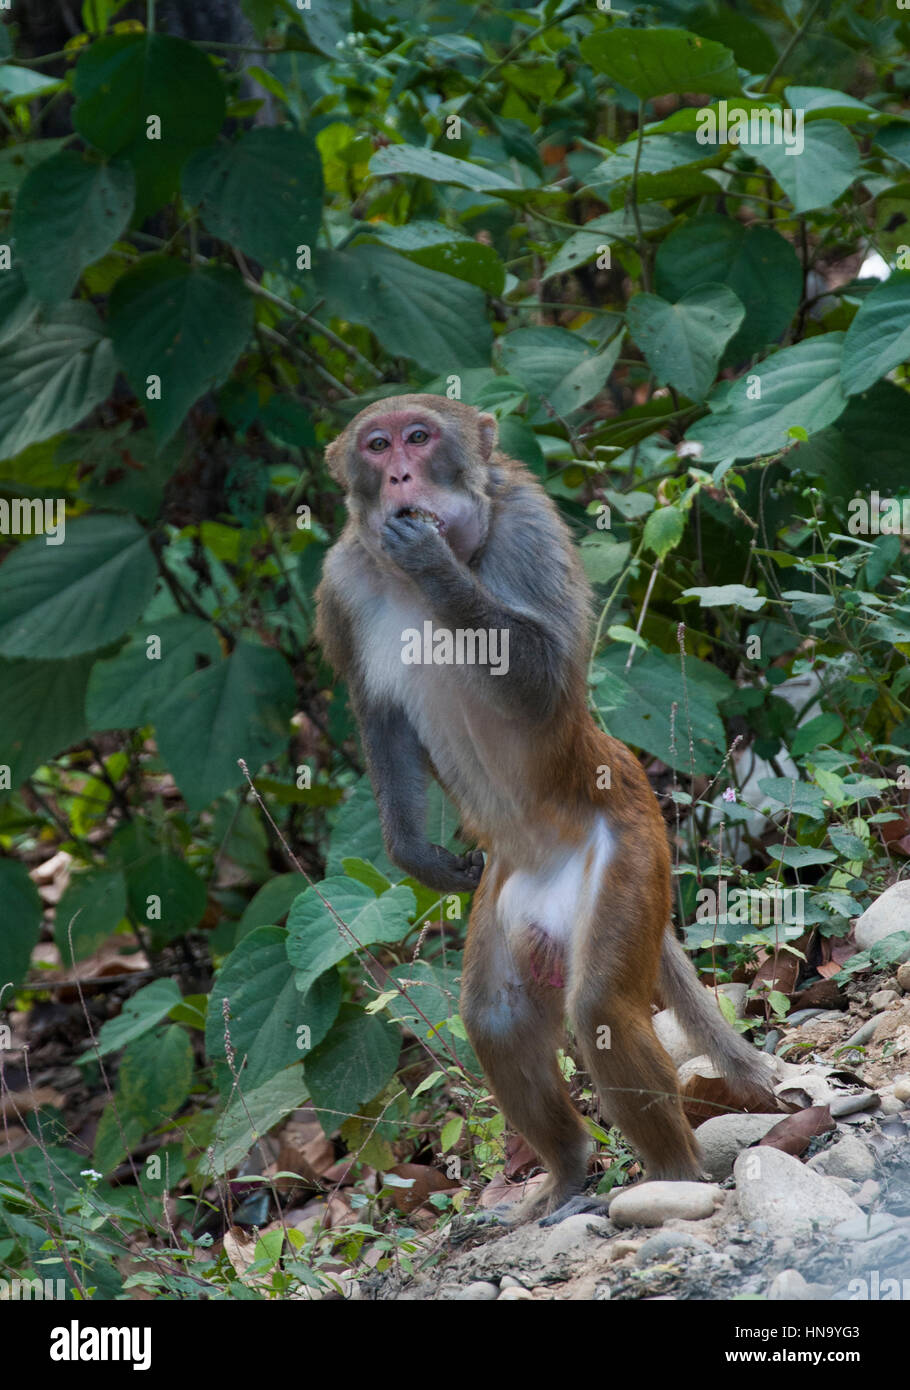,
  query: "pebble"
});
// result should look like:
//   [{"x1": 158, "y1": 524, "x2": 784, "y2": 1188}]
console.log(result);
[
  {"x1": 635, "y1": 1231, "x2": 714, "y2": 1265},
  {"x1": 829, "y1": 1090, "x2": 879, "y2": 1117},
  {"x1": 854, "y1": 883, "x2": 910, "y2": 956},
  {"x1": 538, "y1": 1213, "x2": 611, "y2": 1259},
  {"x1": 768, "y1": 1269, "x2": 809, "y2": 1300},
  {"x1": 498, "y1": 1286, "x2": 534, "y2": 1300},
  {"x1": 609, "y1": 1181, "x2": 722, "y2": 1229},
  {"x1": 842, "y1": 1016, "x2": 886, "y2": 1048},
  {"x1": 894, "y1": 1076, "x2": 910, "y2": 1103},
  {"x1": 763, "y1": 1029, "x2": 782, "y2": 1053},
  {"x1": 806, "y1": 1135, "x2": 876, "y2": 1182},
  {"x1": 833, "y1": 1212, "x2": 896, "y2": 1241},
  {"x1": 855, "y1": 1180, "x2": 880, "y2": 1209},
  {"x1": 787, "y1": 1008, "x2": 826, "y2": 1026},
  {"x1": 695, "y1": 1113, "x2": 786, "y2": 1181},
  {"x1": 499, "y1": 1275, "x2": 526, "y2": 1290},
  {"x1": 869, "y1": 989, "x2": 900, "y2": 1008},
  {"x1": 879, "y1": 1095, "x2": 906, "y2": 1115},
  {"x1": 455, "y1": 1280, "x2": 499, "y2": 1301},
  {"x1": 735, "y1": 1148, "x2": 863, "y2": 1237},
  {"x1": 896, "y1": 962, "x2": 910, "y2": 992}
]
